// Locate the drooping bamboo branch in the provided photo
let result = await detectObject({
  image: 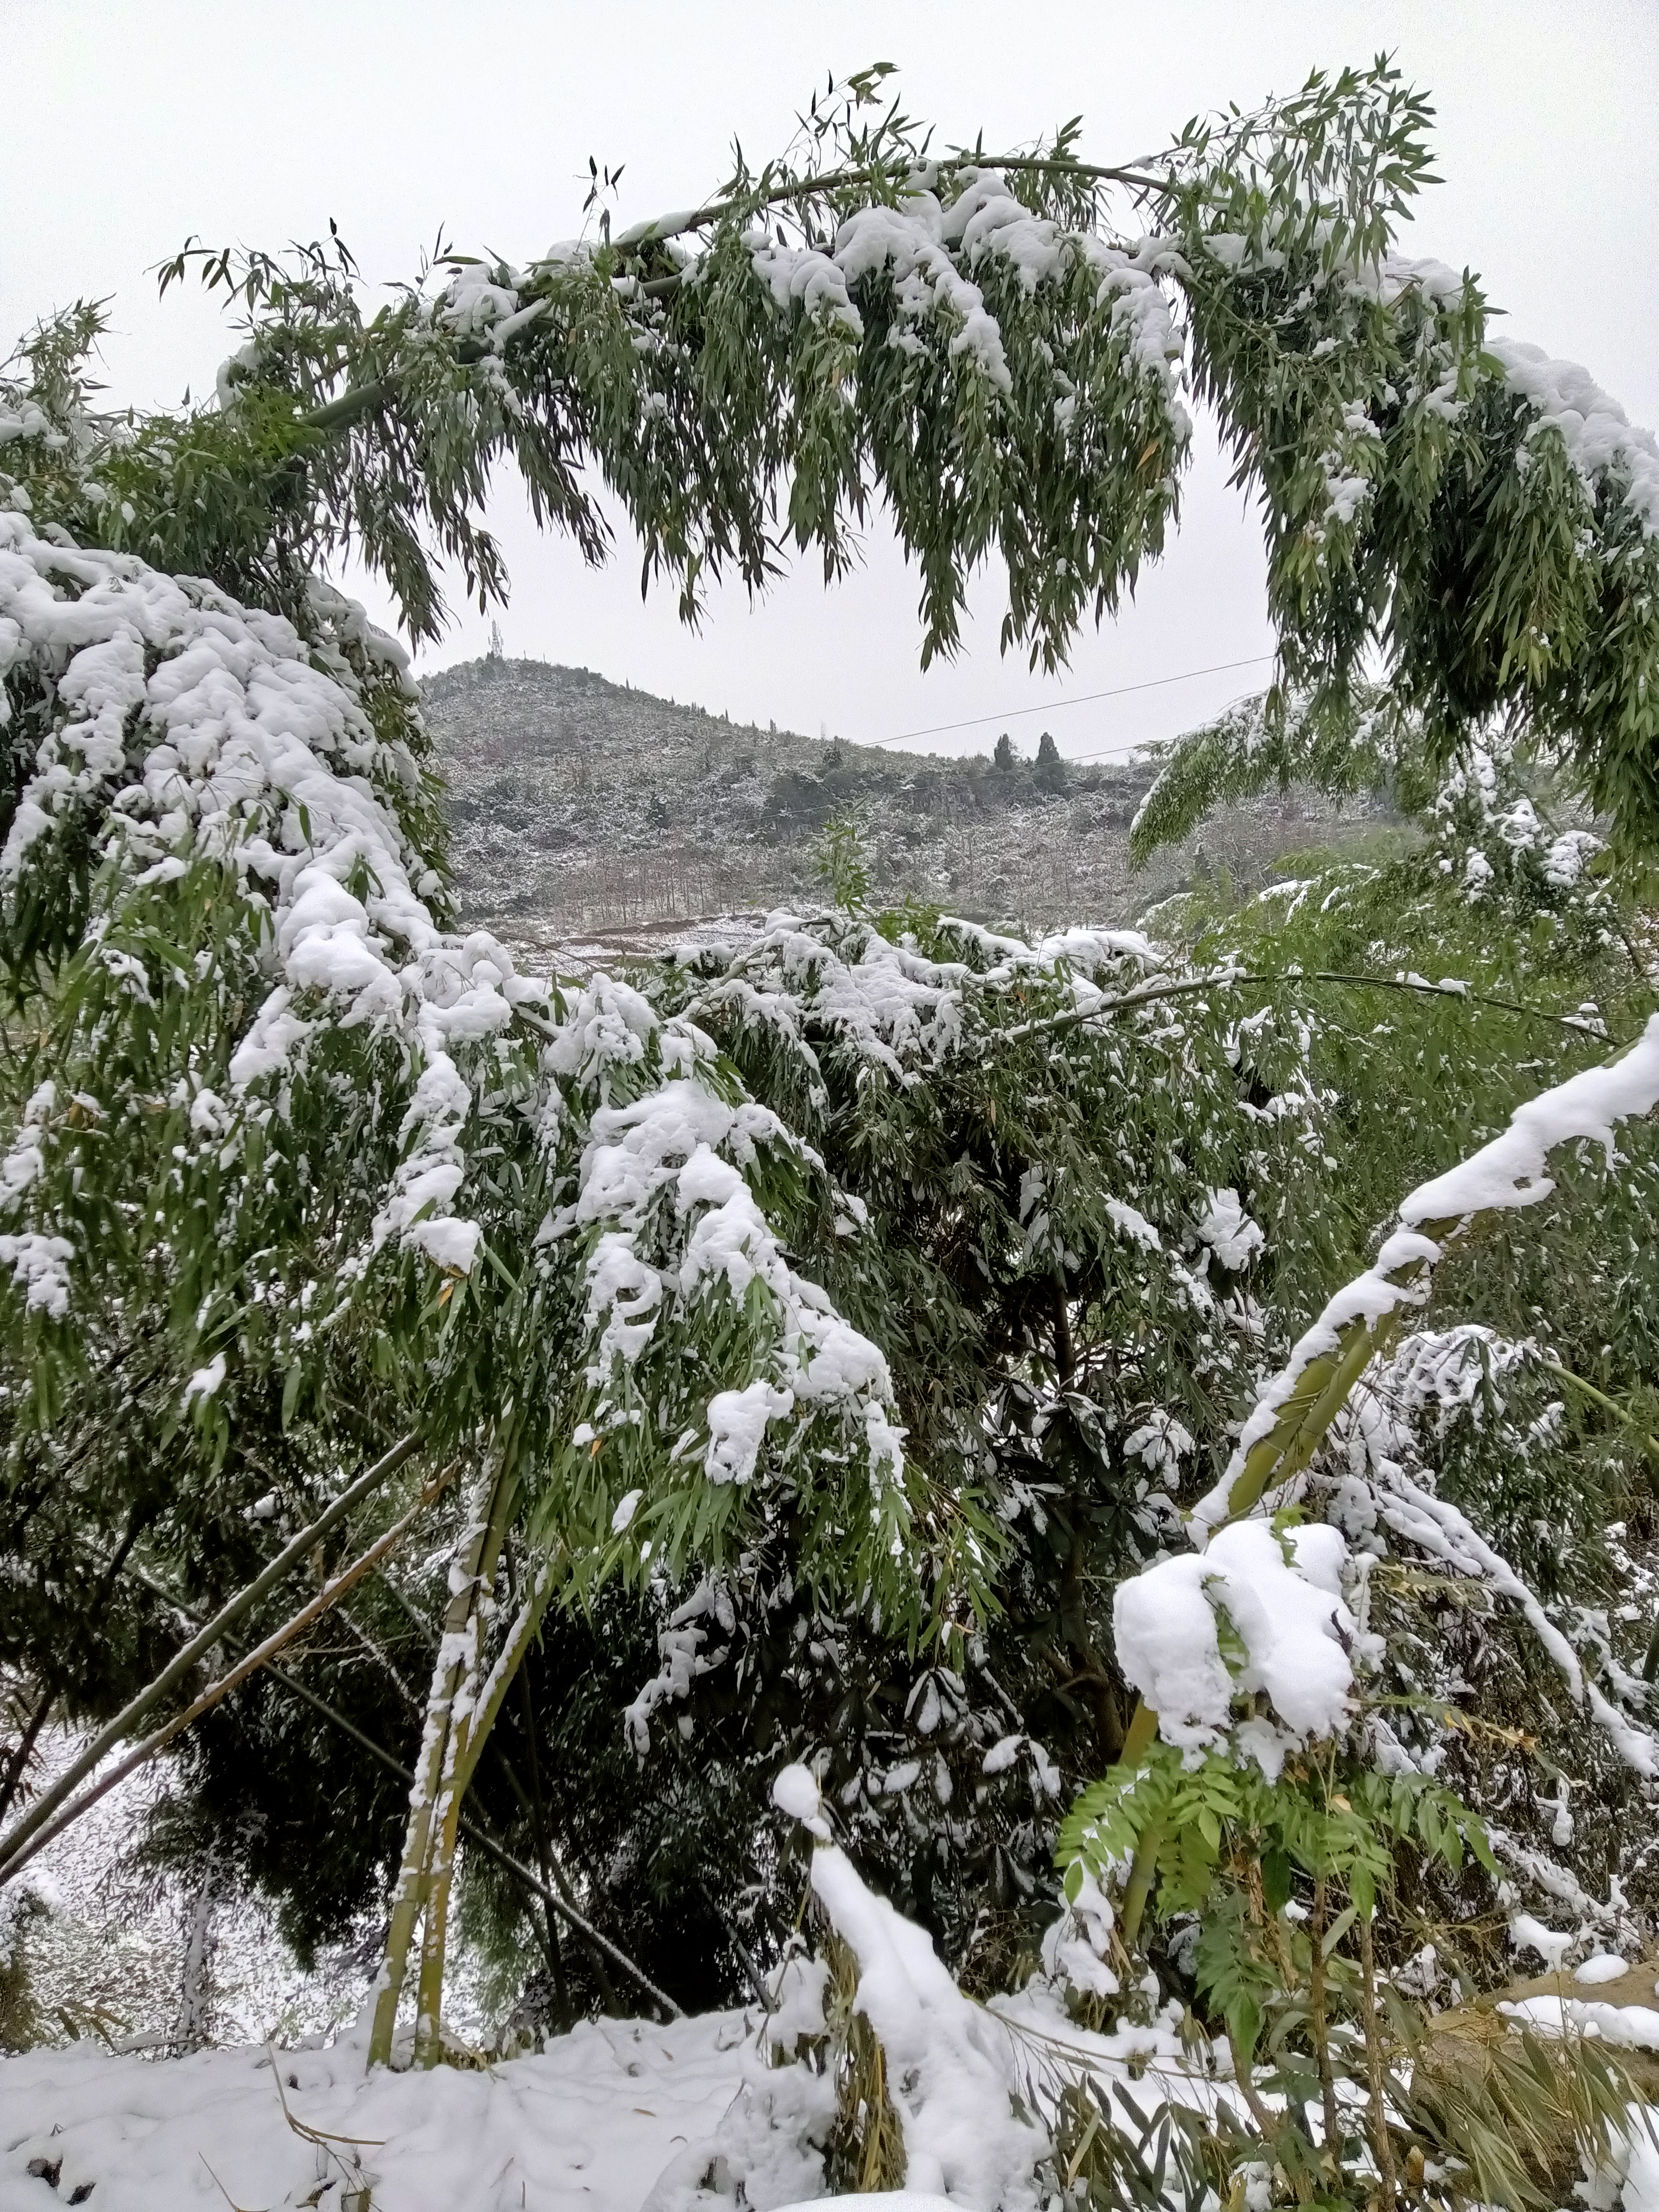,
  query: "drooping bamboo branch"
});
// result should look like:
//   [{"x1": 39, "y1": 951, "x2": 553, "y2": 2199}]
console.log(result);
[
  {"x1": 1119, "y1": 1017, "x2": 1659, "y2": 1948},
  {"x1": 1000, "y1": 969, "x2": 1620, "y2": 1051}
]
